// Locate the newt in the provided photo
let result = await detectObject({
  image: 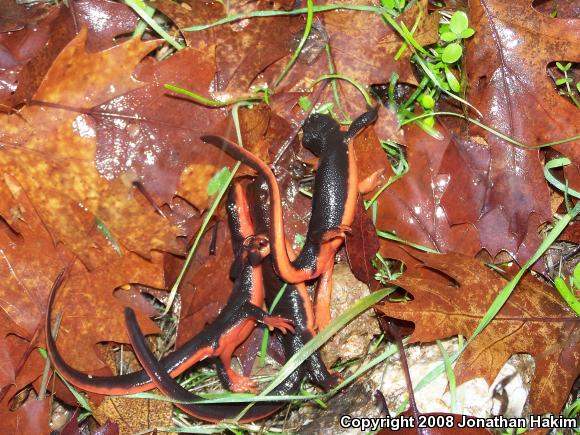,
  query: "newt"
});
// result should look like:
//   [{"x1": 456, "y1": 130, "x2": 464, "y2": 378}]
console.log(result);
[
  {"x1": 202, "y1": 107, "x2": 378, "y2": 329},
  {"x1": 123, "y1": 180, "x2": 339, "y2": 422},
  {"x1": 122, "y1": 182, "x2": 321, "y2": 422},
  {"x1": 45, "y1": 183, "x2": 293, "y2": 398},
  {"x1": 247, "y1": 176, "x2": 340, "y2": 390}
]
